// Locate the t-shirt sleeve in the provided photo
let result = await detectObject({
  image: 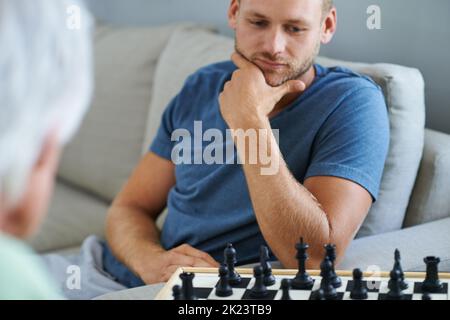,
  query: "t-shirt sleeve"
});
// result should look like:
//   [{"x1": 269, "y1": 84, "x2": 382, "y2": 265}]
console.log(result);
[
  {"x1": 149, "y1": 94, "x2": 179, "y2": 161},
  {"x1": 304, "y1": 85, "x2": 390, "y2": 202}
]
